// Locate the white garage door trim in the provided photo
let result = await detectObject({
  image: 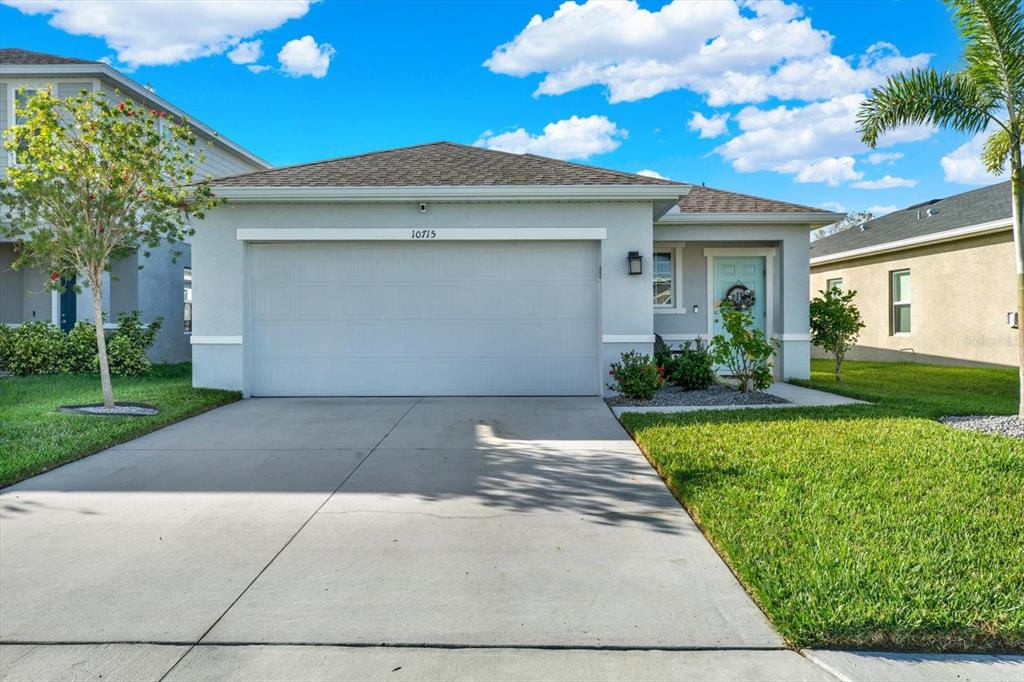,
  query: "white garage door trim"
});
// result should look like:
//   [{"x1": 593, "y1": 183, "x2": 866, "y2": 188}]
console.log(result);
[
  {"x1": 243, "y1": 240, "x2": 601, "y2": 397},
  {"x1": 236, "y1": 227, "x2": 607, "y2": 241}
]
